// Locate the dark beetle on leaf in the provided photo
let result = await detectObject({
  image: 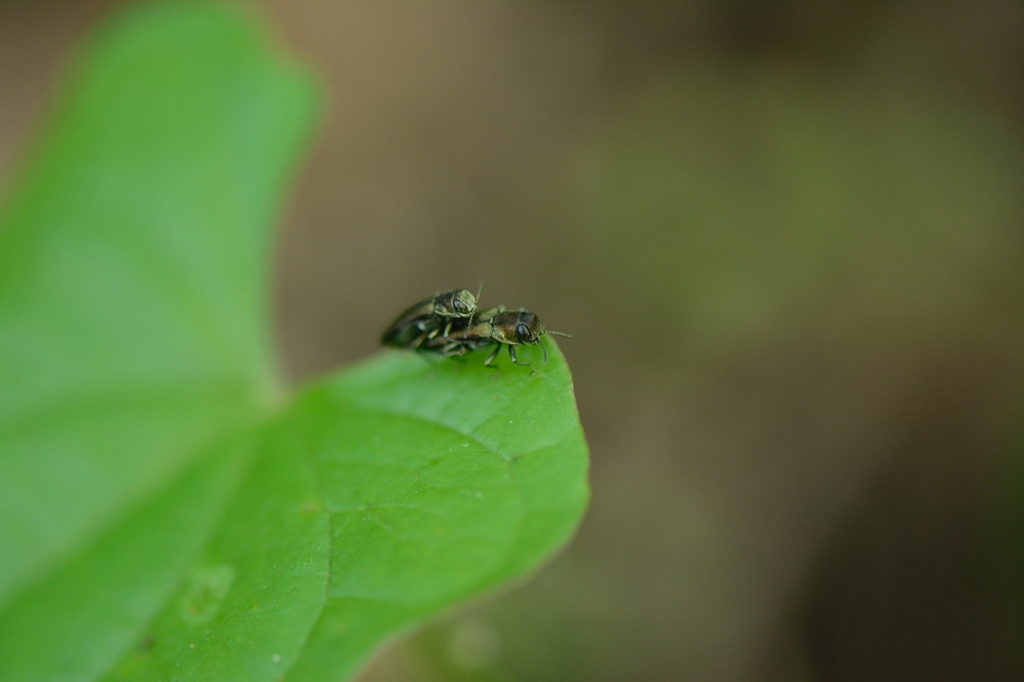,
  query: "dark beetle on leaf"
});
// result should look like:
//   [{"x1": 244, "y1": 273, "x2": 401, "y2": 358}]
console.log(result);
[
  {"x1": 381, "y1": 287, "x2": 479, "y2": 348},
  {"x1": 421, "y1": 306, "x2": 572, "y2": 374}
]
